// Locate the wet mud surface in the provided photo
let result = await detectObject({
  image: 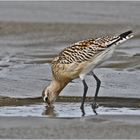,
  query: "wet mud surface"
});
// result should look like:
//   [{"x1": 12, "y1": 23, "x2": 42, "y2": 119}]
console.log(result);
[
  {"x1": 0, "y1": 96, "x2": 140, "y2": 117},
  {"x1": 0, "y1": 22, "x2": 139, "y2": 98},
  {"x1": 0, "y1": 95, "x2": 140, "y2": 108},
  {"x1": 1, "y1": 102, "x2": 140, "y2": 118},
  {"x1": 0, "y1": 1, "x2": 140, "y2": 138}
]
